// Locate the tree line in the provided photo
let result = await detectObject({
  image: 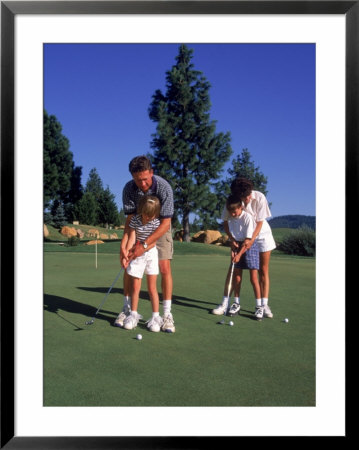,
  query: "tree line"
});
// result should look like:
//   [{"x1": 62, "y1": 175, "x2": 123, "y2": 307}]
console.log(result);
[{"x1": 44, "y1": 44, "x2": 268, "y2": 237}]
